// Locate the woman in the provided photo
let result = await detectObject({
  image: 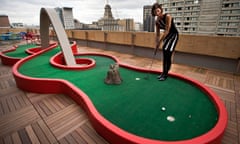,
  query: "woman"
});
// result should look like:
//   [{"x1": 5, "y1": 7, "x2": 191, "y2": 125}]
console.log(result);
[{"x1": 151, "y1": 3, "x2": 179, "y2": 81}]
